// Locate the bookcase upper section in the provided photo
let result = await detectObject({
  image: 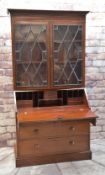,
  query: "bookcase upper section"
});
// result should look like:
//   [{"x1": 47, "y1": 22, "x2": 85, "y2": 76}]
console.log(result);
[{"x1": 9, "y1": 9, "x2": 88, "y2": 90}]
